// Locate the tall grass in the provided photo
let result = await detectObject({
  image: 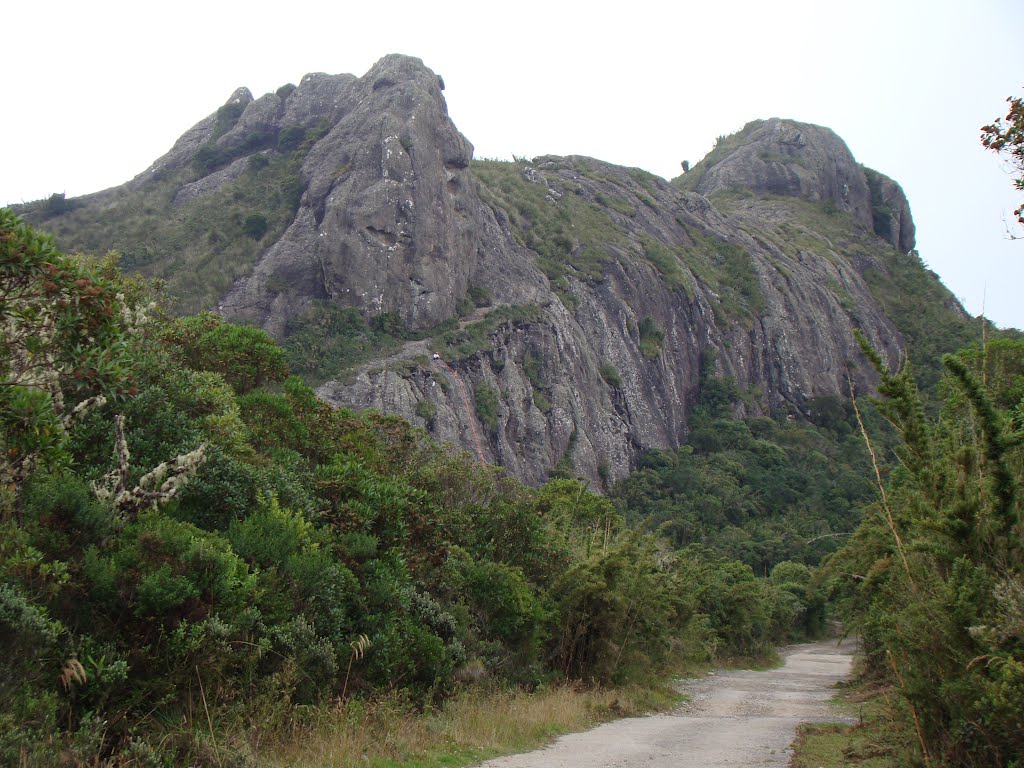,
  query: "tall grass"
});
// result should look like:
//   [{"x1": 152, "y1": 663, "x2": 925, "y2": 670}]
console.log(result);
[{"x1": 257, "y1": 682, "x2": 679, "y2": 768}]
